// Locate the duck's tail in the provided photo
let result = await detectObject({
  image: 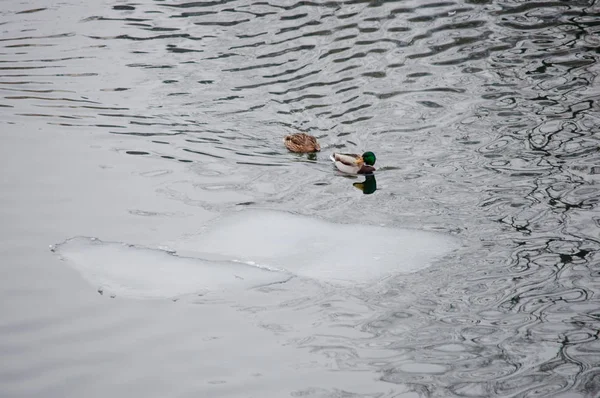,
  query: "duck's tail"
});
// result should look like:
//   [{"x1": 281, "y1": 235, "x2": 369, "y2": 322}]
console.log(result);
[{"x1": 329, "y1": 153, "x2": 336, "y2": 163}]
